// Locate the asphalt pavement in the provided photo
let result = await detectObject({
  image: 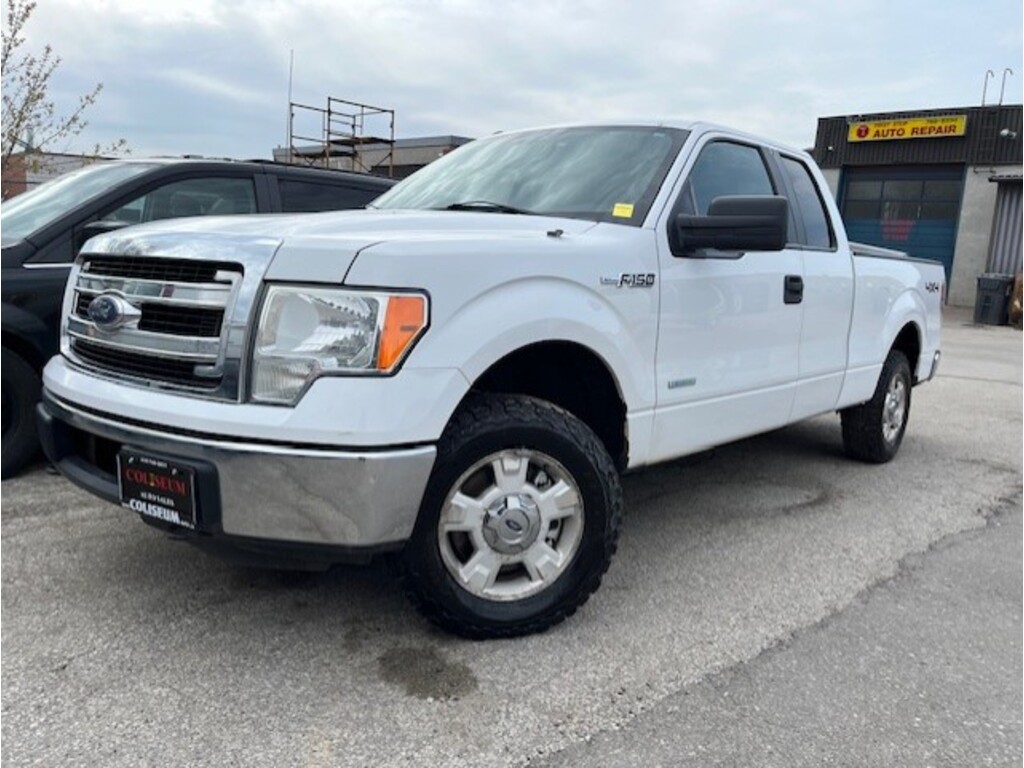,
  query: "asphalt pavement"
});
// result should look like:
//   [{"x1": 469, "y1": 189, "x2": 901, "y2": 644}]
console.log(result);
[
  {"x1": 539, "y1": 495, "x2": 1022, "y2": 768},
  {"x1": 2, "y1": 308, "x2": 1021, "y2": 767}
]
